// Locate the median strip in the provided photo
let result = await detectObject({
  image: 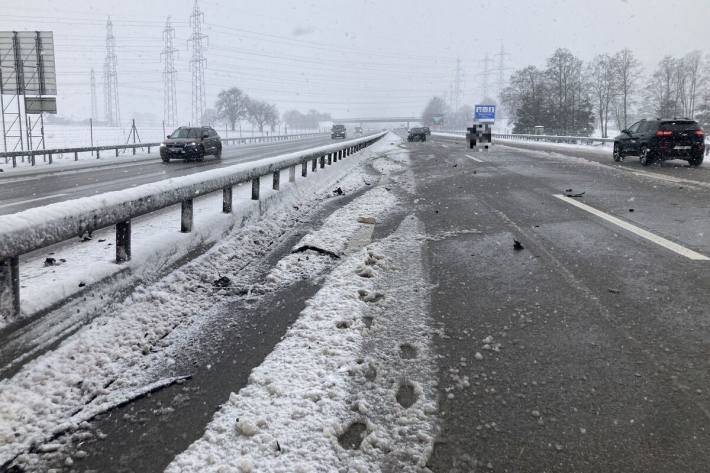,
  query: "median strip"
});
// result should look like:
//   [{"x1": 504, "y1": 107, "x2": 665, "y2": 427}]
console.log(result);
[{"x1": 553, "y1": 194, "x2": 709, "y2": 261}]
